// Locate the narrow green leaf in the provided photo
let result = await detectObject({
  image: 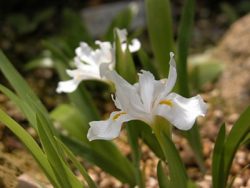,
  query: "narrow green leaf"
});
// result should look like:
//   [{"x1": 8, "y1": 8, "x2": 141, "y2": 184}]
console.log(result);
[
  {"x1": 212, "y1": 124, "x2": 226, "y2": 188},
  {"x1": 0, "y1": 109, "x2": 60, "y2": 188},
  {"x1": 176, "y1": 0, "x2": 195, "y2": 97},
  {"x1": 153, "y1": 122, "x2": 187, "y2": 188},
  {"x1": 115, "y1": 29, "x2": 137, "y2": 83},
  {"x1": 0, "y1": 50, "x2": 55, "y2": 135},
  {"x1": 36, "y1": 113, "x2": 83, "y2": 188},
  {"x1": 157, "y1": 161, "x2": 171, "y2": 188},
  {"x1": 137, "y1": 121, "x2": 165, "y2": 160},
  {"x1": 61, "y1": 136, "x2": 137, "y2": 186},
  {"x1": 187, "y1": 180, "x2": 198, "y2": 188},
  {"x1": 182, "y1": 124, "x2": 205, "y2": 172},
  {"x1": 137, "y1": 48, "x2": 159, "y2": 79},
  {"x1": 223, "y1": 106, "x2": 250, "y2": 187},
  {"x1": 145, "y1": 0, "x2": 174, "y2": 76},
  {"x1": 127, "y1": 122, "x2": 145, "y2": 188},
  {"x1": 0, "y1": 85, "x2": 36, "y2": 127},
  {"x1": 175, "y1": 0, "x2": 205, "y2": 172},
  {"x1": 160, "y1": 132, "x2": 187, "y2": 187},
  {"x1": 55, "y1": 138, "x2": 97, "y2": 188}
]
